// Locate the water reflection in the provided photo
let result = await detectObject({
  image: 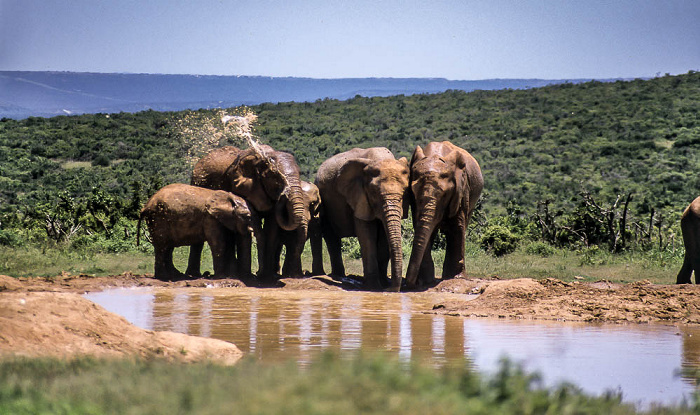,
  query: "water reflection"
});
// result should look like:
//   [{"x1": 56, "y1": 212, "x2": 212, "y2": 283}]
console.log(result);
[{"x1": 85, "y1": 287, "x2": 699, "y2": 407}]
